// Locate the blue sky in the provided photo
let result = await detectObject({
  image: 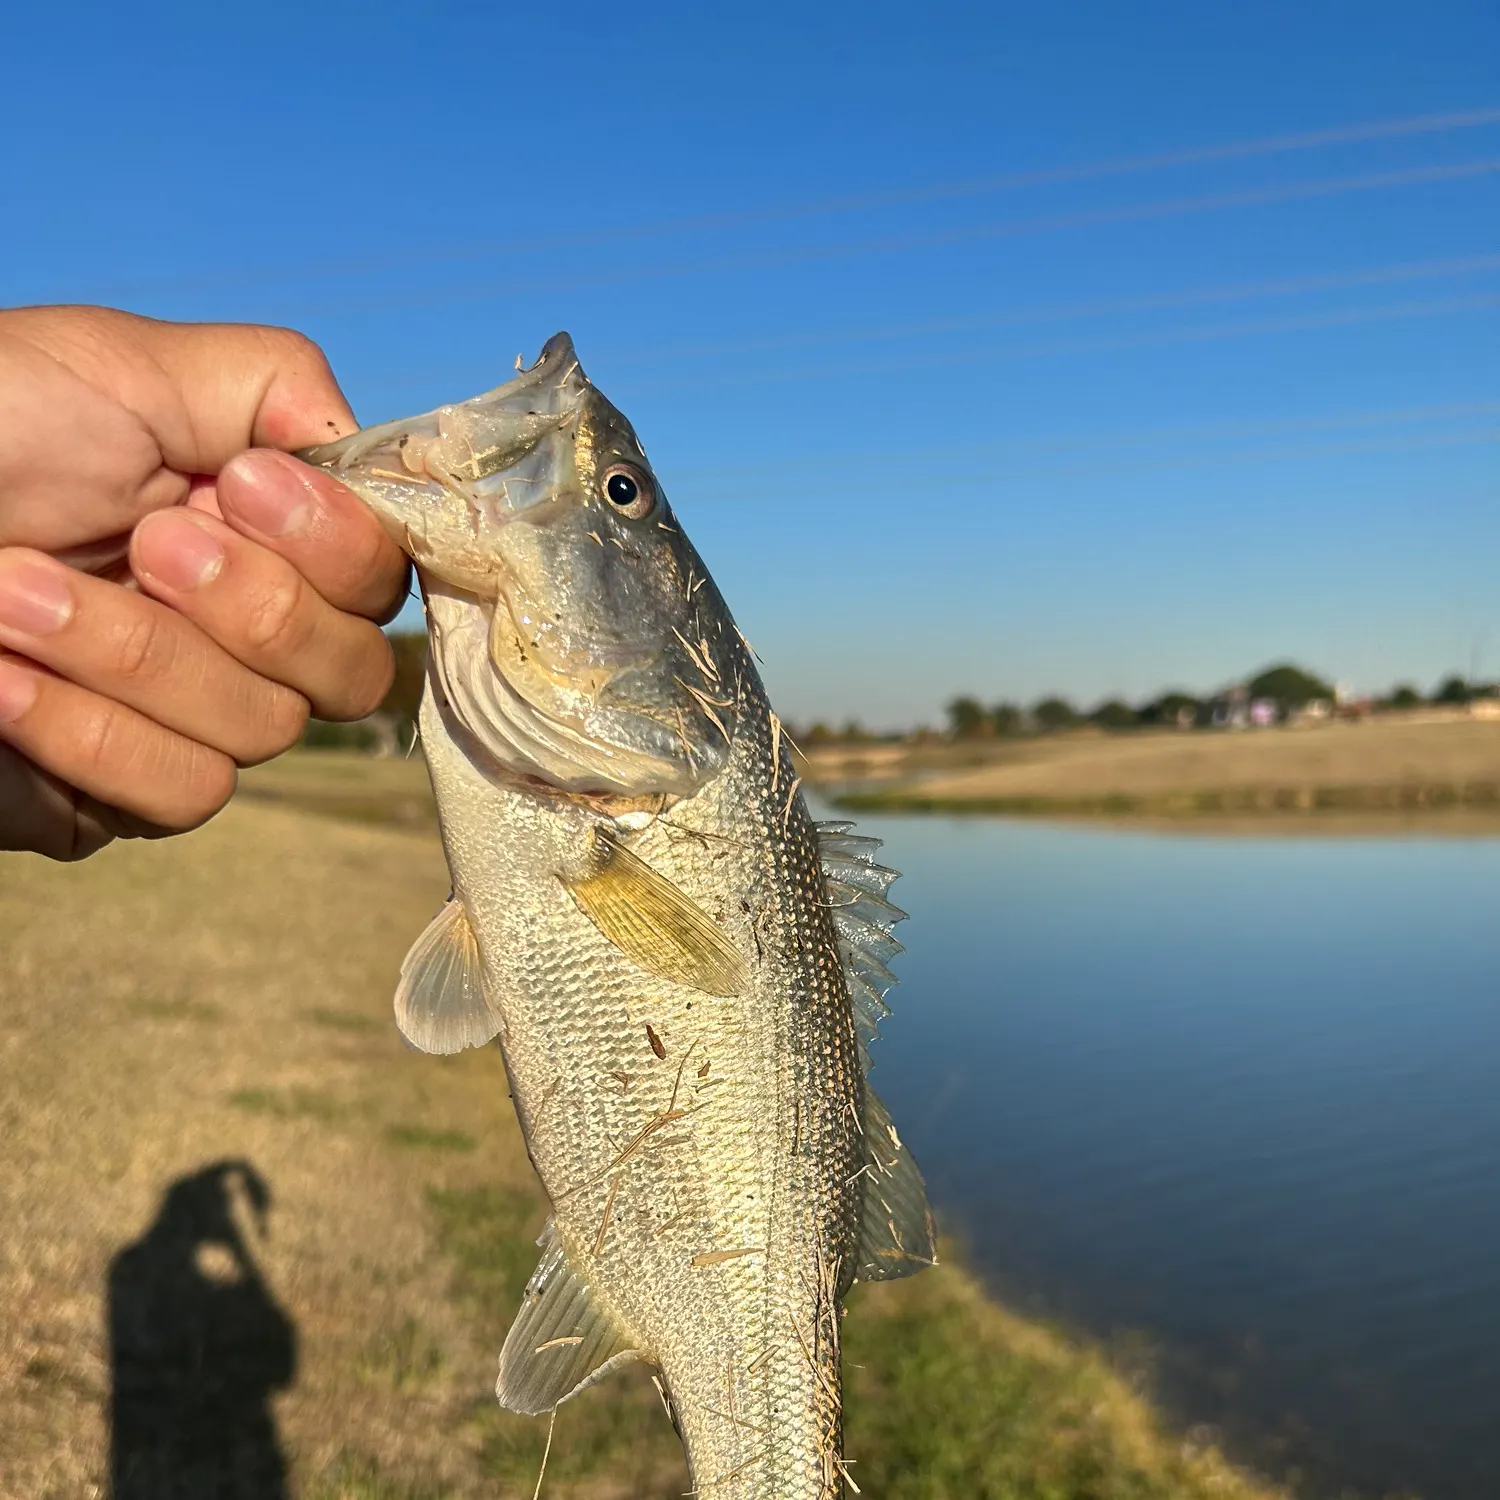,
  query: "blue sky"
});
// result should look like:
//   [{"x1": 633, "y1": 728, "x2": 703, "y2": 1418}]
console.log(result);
[{"x1": 3, "y1": 1, "x2": 1496, "y2": 727}]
